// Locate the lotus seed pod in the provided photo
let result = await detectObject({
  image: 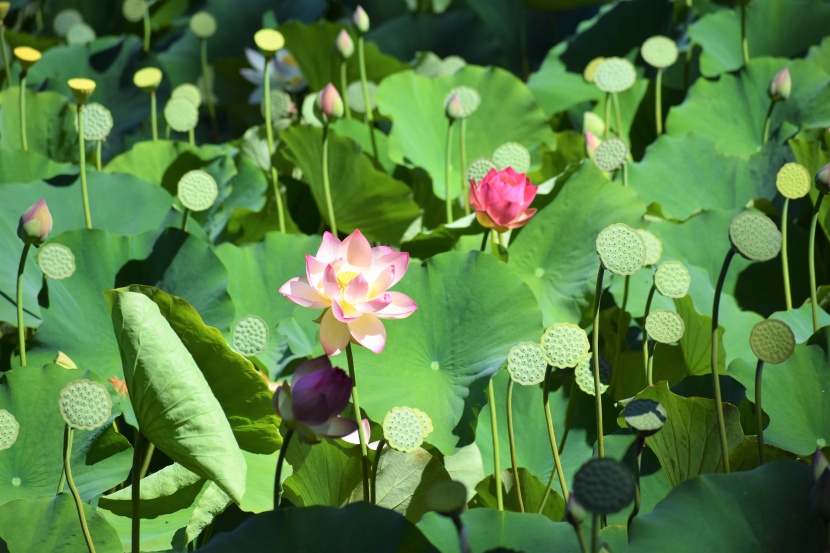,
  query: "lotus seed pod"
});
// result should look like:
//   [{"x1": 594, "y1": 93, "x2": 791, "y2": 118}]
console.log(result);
[
  {"x1": 0, "y1": 2, "x2": 10, "y2": 22},
  {"x1": 443, "y1": 86, "x2": 480, "y2": 119},
  {"x1": 640, "y1": 36, "x2": 678, "y2": 69},
  {"x1": 37, "y1": 242, "x2": 76, "y2": 280},
  {"x1": 177, "y1": 169, "x2": 218, "y2": 212},
  {"x1": 0, "y1": 409, "x2": 19, "y2": 451},
  {"x1": 189, "y1": 11, "x2": 217, "y2": 39},
  {"x1": 572, "y1": 457, "x2": 636, "y2": 515},
  {"x1": 335, "y1": 29, "x2": 354, "y2": 59},
  {"x1": 261, "y1": 89, "x2": 295, "y2": 122},
  {"x1": 53, "y1": 9, "x2": 83, "y2": 37},
  {"x1": 467, "y1": 158, "x2": 497, "y2": 185},
  {"x1": 653, "y1": 260, "x2": 691, "y2": 298},
  {"x1": 592, "y1": 137, "x2": 628, "y2": 171},
  {"x1": 596, "y1": 223, "x2": 647, "y2": 276},
  {"x1": 254, "y1": 28, "x2": 285, "y2": 56},
  {"x1": 768, "y1": 67, "x2": 791, "y2": 102},
  {"x1": 317, "y1": 82, "x2": 344, "y2": 120},
  {"x1": 232, "y1": 315, "x2": 269, "y2": 357},
  {"x1": 172, "y1": 83, "x2": 202, "y2": 108},
  {"x1": 426, "y1": 480, "x2": 467, "y2": 517},
  {"x1": 622, "y1": 399, "x2": 667, "y2": 437},
  {"x1": 122, "y1": 0, "x2": 146, "y2": 23},
  {"x1": 383, "y1": 406, "x2": 427, "y2": 453},
  {"x1": 775, "y1": 162, "x2": 811, "y2": 200},
  {"x1": 347, "y1": 80, "x2": 377, "y2": 114},
  {"x1": 728, "y1": 211, "x2": 782, "y2": 262},
  {"x1": 493, "y1": 142, "x2": 531, "y2": 174},
  {"x1": 68, "y1": 77, "x2": 96, "y2": 105},
  {"x1": 58, "y1": 379, "x2": 113, "y2": 431},
  {"x1": 541, "y1": 323, "x2": 590, "y2": 368},
  {"x1": 75, "y1": 102, "x2": 113, "y2": 141},
  {"x1": 816, "y1": 163, "x2": 830, "y2": 195},
  {"x1": 506, "y1": 341, "x2": 547, "y2": 386},
  {"x1": 353, "y1": 5, "x2": 370, "y2": 33},
  {"x1": 66, "y1": 22, "x2": 96, "y2": 45},
  {"x1": 583, "y1": 111, "x2": 605, "y2": 137},
  {"x1": 574, "y1": 353, "x2": 610, "y2": 396},
  {"x1": 637, "y1": 229, "x2": 662, "y2": 266},
  {"x1": 645, "y1": 309, "x2": 685, "y2": 344},
  {"x1": 133, "y1": 67, "x2": 162, "y2": 92},
  {"x1": 583, "y1": 57, "x2": 606, "y2": 83},
  {"x1": 594, "y1": 57, "x2": 637, "y2": 94},
  {"x1": 54, "y1": 351, "x2": 78, "y2": 369},
  {"x1": 164, "y1": 97, "x2": 199, "y2": 133},
  {"x1": 14, "y1": 46, "x2": 41, "y2": 72},
  {"x1": 750, "y1": 319, "x2": 795, "y2": 364},
  {"x1": 411, "y1": 407, "x2": 433, "y2": 437}
]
